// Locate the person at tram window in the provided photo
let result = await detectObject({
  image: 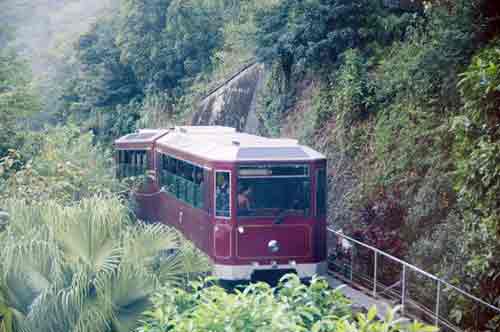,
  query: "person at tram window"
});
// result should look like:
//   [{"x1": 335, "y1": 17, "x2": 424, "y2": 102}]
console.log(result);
[
  {"x1": 237, "y1": 185, "x2": 253, "y2": 210},
  {"x1": 195, "y1": 169, "x2": 204, "y2": 185},
  {"x1": 216, "y1": 173, "x2": 230, "y2": 216}
]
